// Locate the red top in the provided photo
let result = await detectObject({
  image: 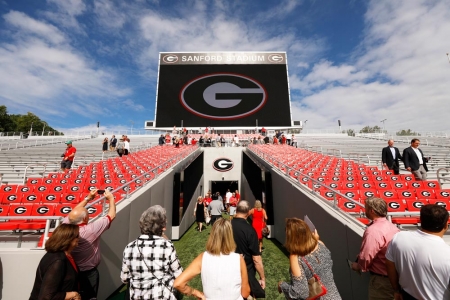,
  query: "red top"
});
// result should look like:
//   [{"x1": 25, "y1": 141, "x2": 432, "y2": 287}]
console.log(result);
[
  {"x1": 205, "y1": 128, "x2": 209, "y2": 132},
  {"x1": 204, "y1": 197, "x2": 212, "y2": 206},
  {"x1": 281, "y1": 136, "x2": 287, "y2": 144},
  {"x1": 235, "y1": 193, "x2": 240, "y2": 201},
  {"x1": 192, "y1": 139, "x2": 197, "y2": 145},
  {"x1": 229, "y1": 197, "x2": 238, "y2": 207},
  {"x1": 261, "y1": 127, "x2": 266, "y2": 132},
  {"x1": 64, "y1": 147, "x2": 77, "y2": 161},
  {"x1": 273, "y1": 138, "x2": 278, "y2": 145}
]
